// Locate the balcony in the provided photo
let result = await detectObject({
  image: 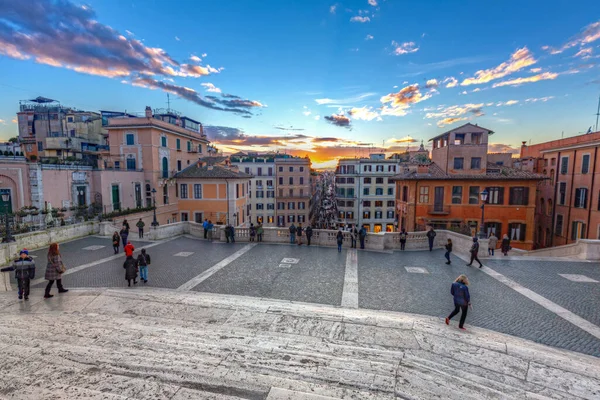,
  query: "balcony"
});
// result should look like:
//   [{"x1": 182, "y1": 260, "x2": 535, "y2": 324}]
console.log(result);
[{"x1": 428, "y1": 205, "x2": 450, "y2": 215}]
